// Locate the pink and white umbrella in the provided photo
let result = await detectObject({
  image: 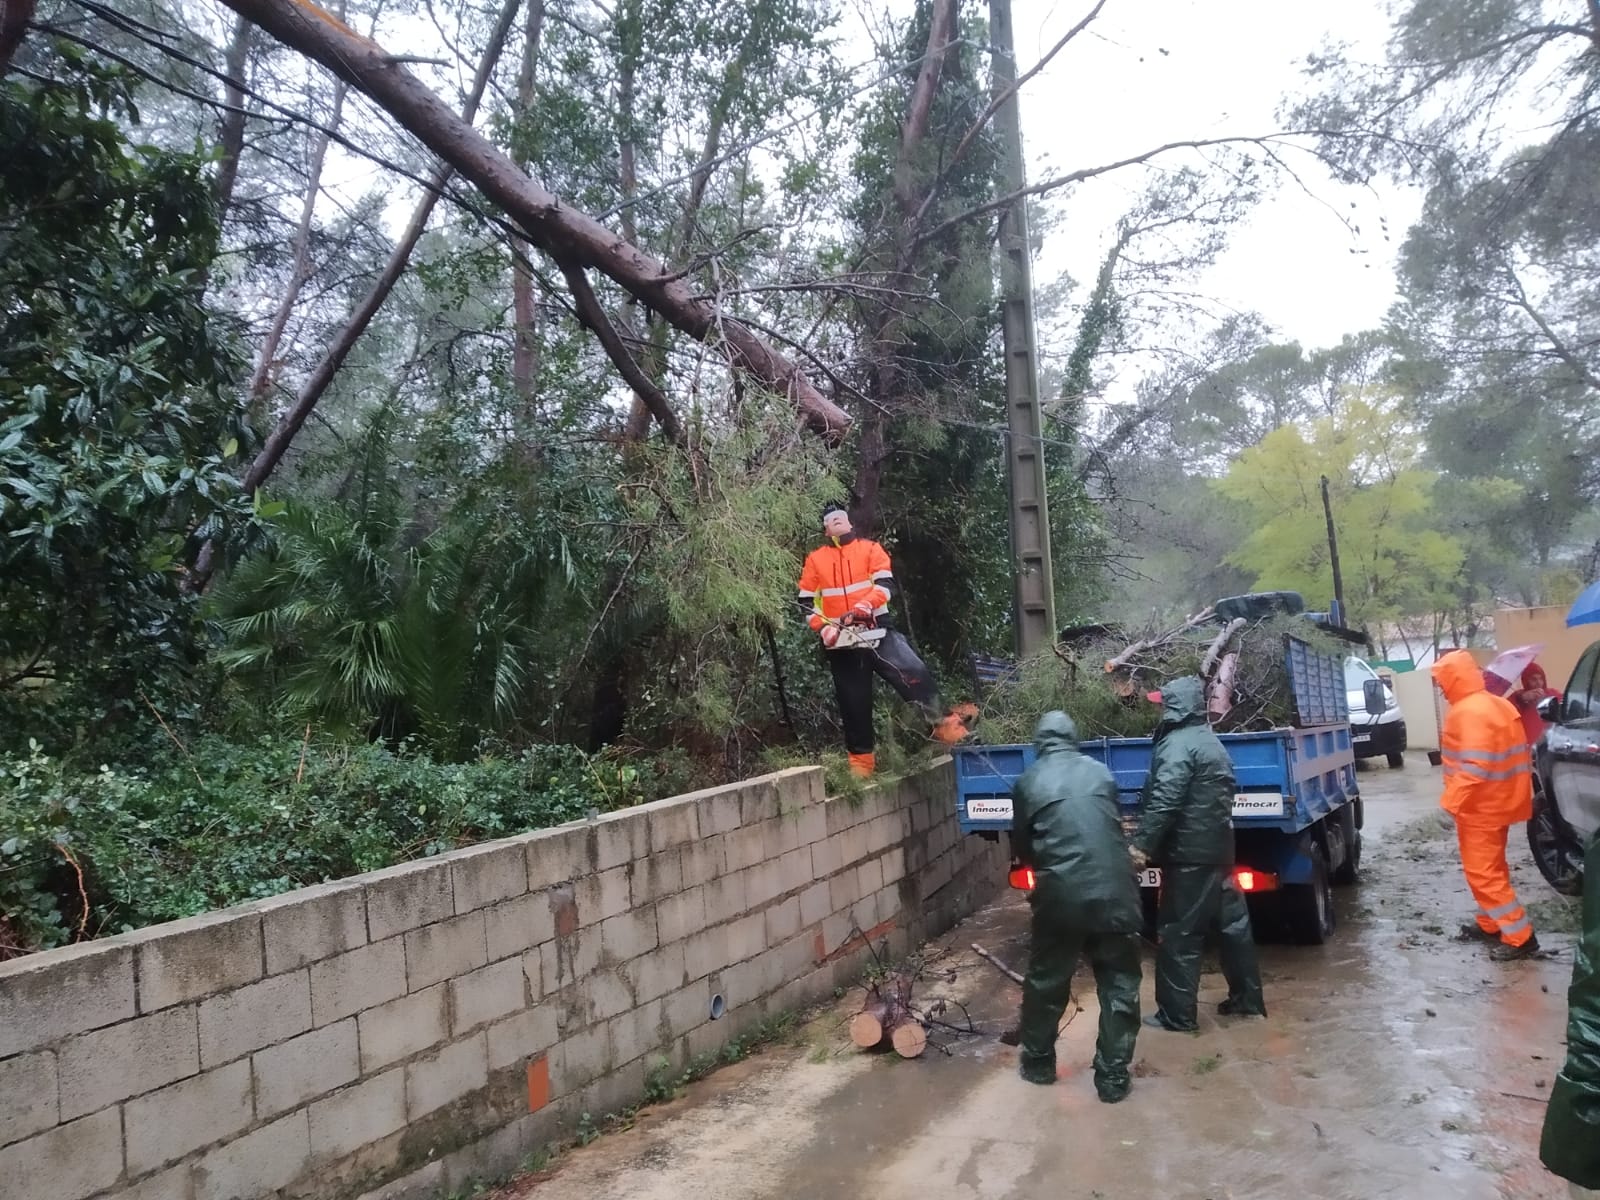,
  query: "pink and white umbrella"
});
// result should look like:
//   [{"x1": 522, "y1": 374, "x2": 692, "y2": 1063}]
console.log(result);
[{"x1": 1483, "y1": 643, "x2": 1544, "y2": 696}]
